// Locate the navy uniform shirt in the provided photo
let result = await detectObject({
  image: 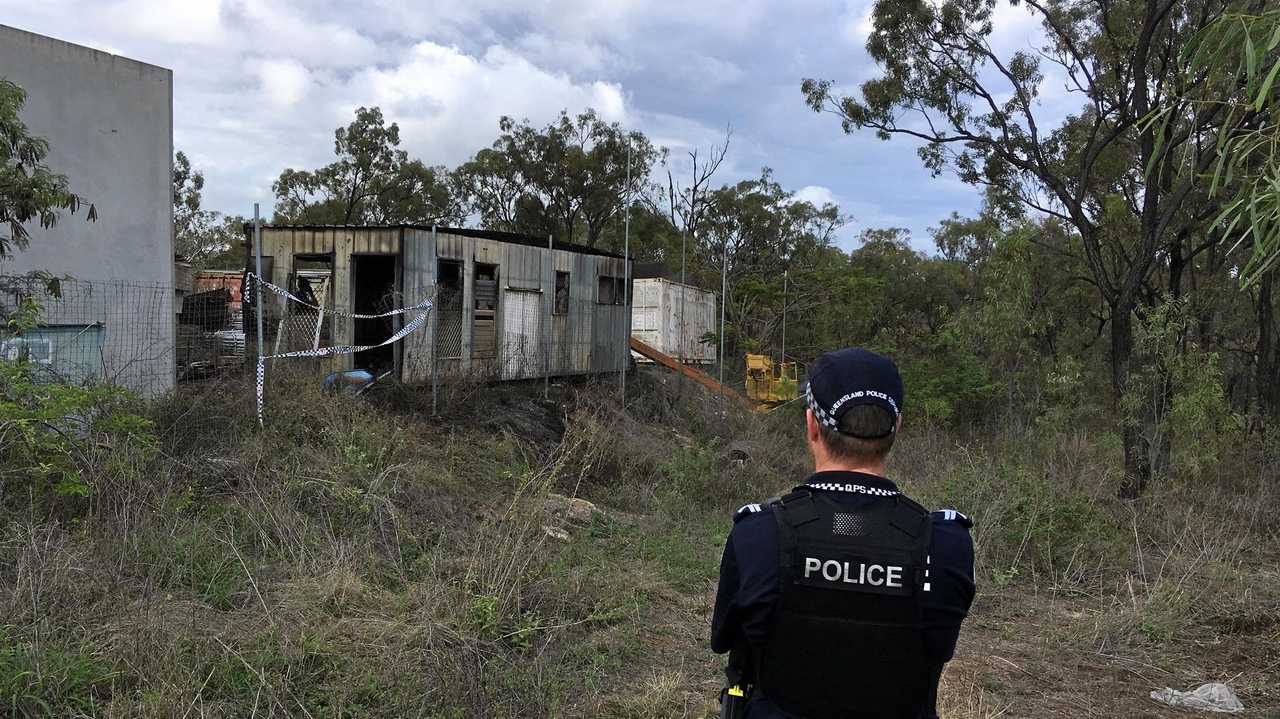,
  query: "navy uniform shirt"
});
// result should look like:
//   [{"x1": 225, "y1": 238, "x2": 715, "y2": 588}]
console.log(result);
[{"x1": 711, "y1": 470, "x2": 975, "y2": 719}]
